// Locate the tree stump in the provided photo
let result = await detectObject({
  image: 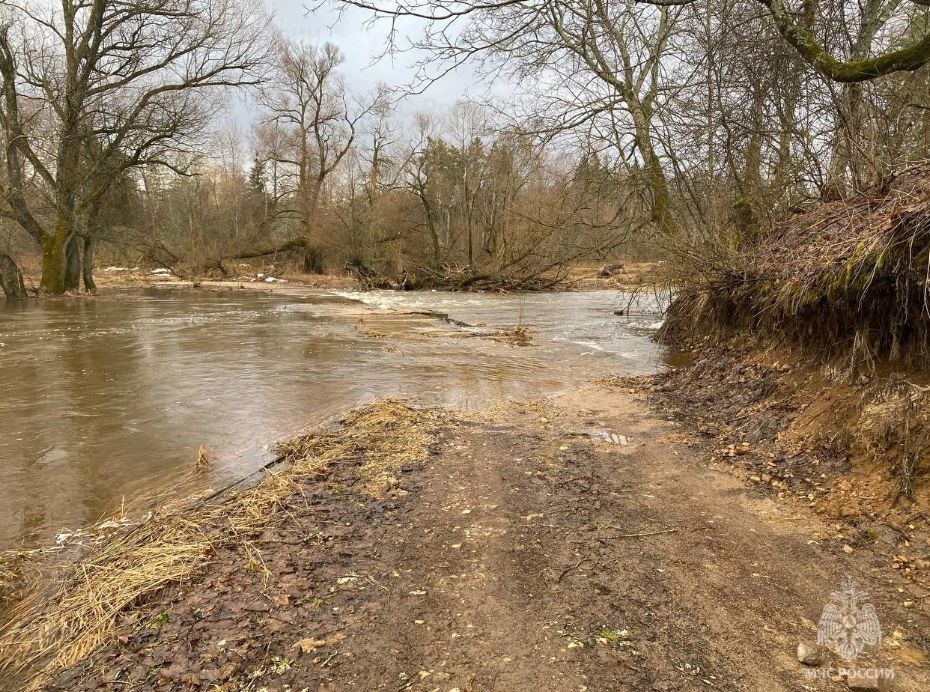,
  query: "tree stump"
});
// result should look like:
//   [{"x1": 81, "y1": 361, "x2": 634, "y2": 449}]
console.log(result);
[{"x1": 0, "y1": 254, "x2": 27, "y2": 299}]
